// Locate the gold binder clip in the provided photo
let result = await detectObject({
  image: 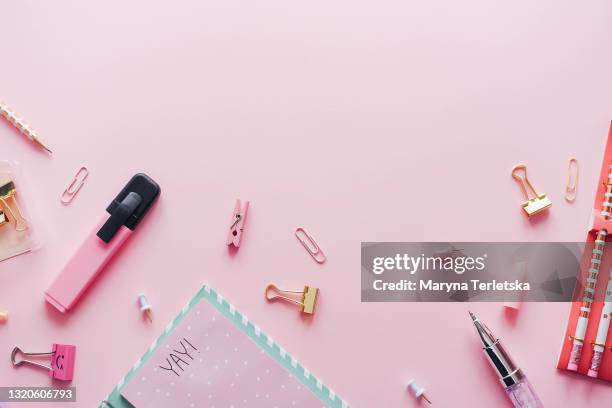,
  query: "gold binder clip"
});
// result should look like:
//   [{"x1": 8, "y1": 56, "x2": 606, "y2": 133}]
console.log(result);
[
  {"x1": 511, "y1": 164, "x2": 552, "y2": 217},
  {"x1": 265, "y1": 283, "x2": 319, "y2": 315},
  {"x1": 0, "y1": 179, "x2": 27, "y2": 231},
  {"x1": 0, "y1": 209, "x2": 7, "y2": 227}
]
